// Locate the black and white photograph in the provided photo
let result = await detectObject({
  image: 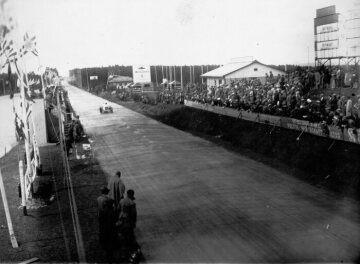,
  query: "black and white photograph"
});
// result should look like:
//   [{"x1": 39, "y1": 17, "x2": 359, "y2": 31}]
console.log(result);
[{"x1": 0, "y1": 0, "x2": 359, "y2": 263}]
